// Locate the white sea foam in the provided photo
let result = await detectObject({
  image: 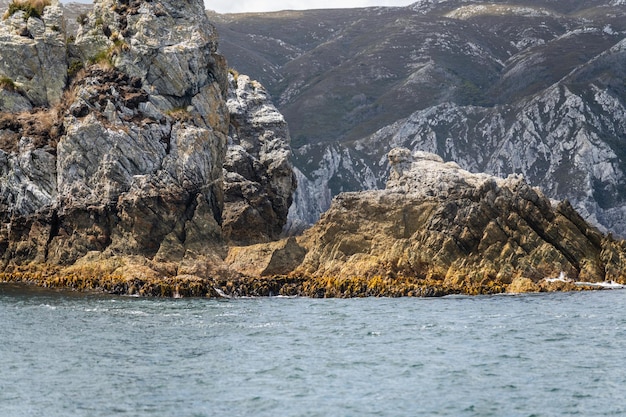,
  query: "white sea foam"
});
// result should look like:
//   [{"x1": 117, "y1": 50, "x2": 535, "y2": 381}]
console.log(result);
[
  {"x1": 126, "y1": 310, "x2": 149, "y2": 316},
  {"x1": 574, "y1": 281, "x2": 626, "y2": 289},
  {"x1": 213, "y1": 287, "x2": 232, "y2": 299},
  {"x1": 543, "y1": 271, "x2": 573, "y2": 284},
  {"x1": 542, "y1": 272, "x2": 625, "y2": 289},
  {"x1": 84, "y1": 307, "x2": 110, "y2": 313}
]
